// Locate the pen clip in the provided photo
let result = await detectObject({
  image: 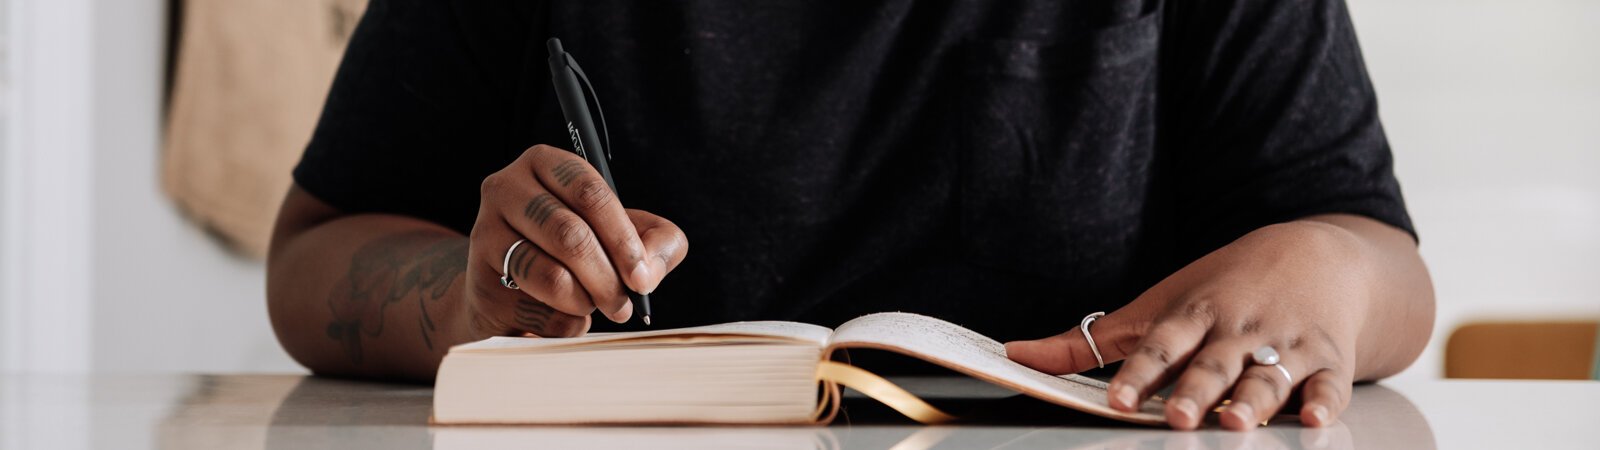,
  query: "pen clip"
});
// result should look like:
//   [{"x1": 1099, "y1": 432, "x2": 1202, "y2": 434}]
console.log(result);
[{"x1": 563, "y1": 54, "x2": 613, "y2": 162}]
